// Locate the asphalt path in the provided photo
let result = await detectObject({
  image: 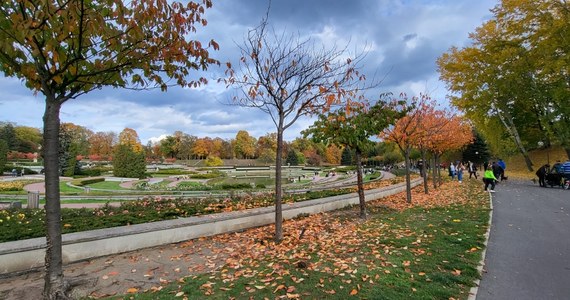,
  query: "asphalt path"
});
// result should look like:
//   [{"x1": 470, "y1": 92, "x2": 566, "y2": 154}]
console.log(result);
[{"x1": 476, "y1": 179, "x2": 570, "y2": 300}]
